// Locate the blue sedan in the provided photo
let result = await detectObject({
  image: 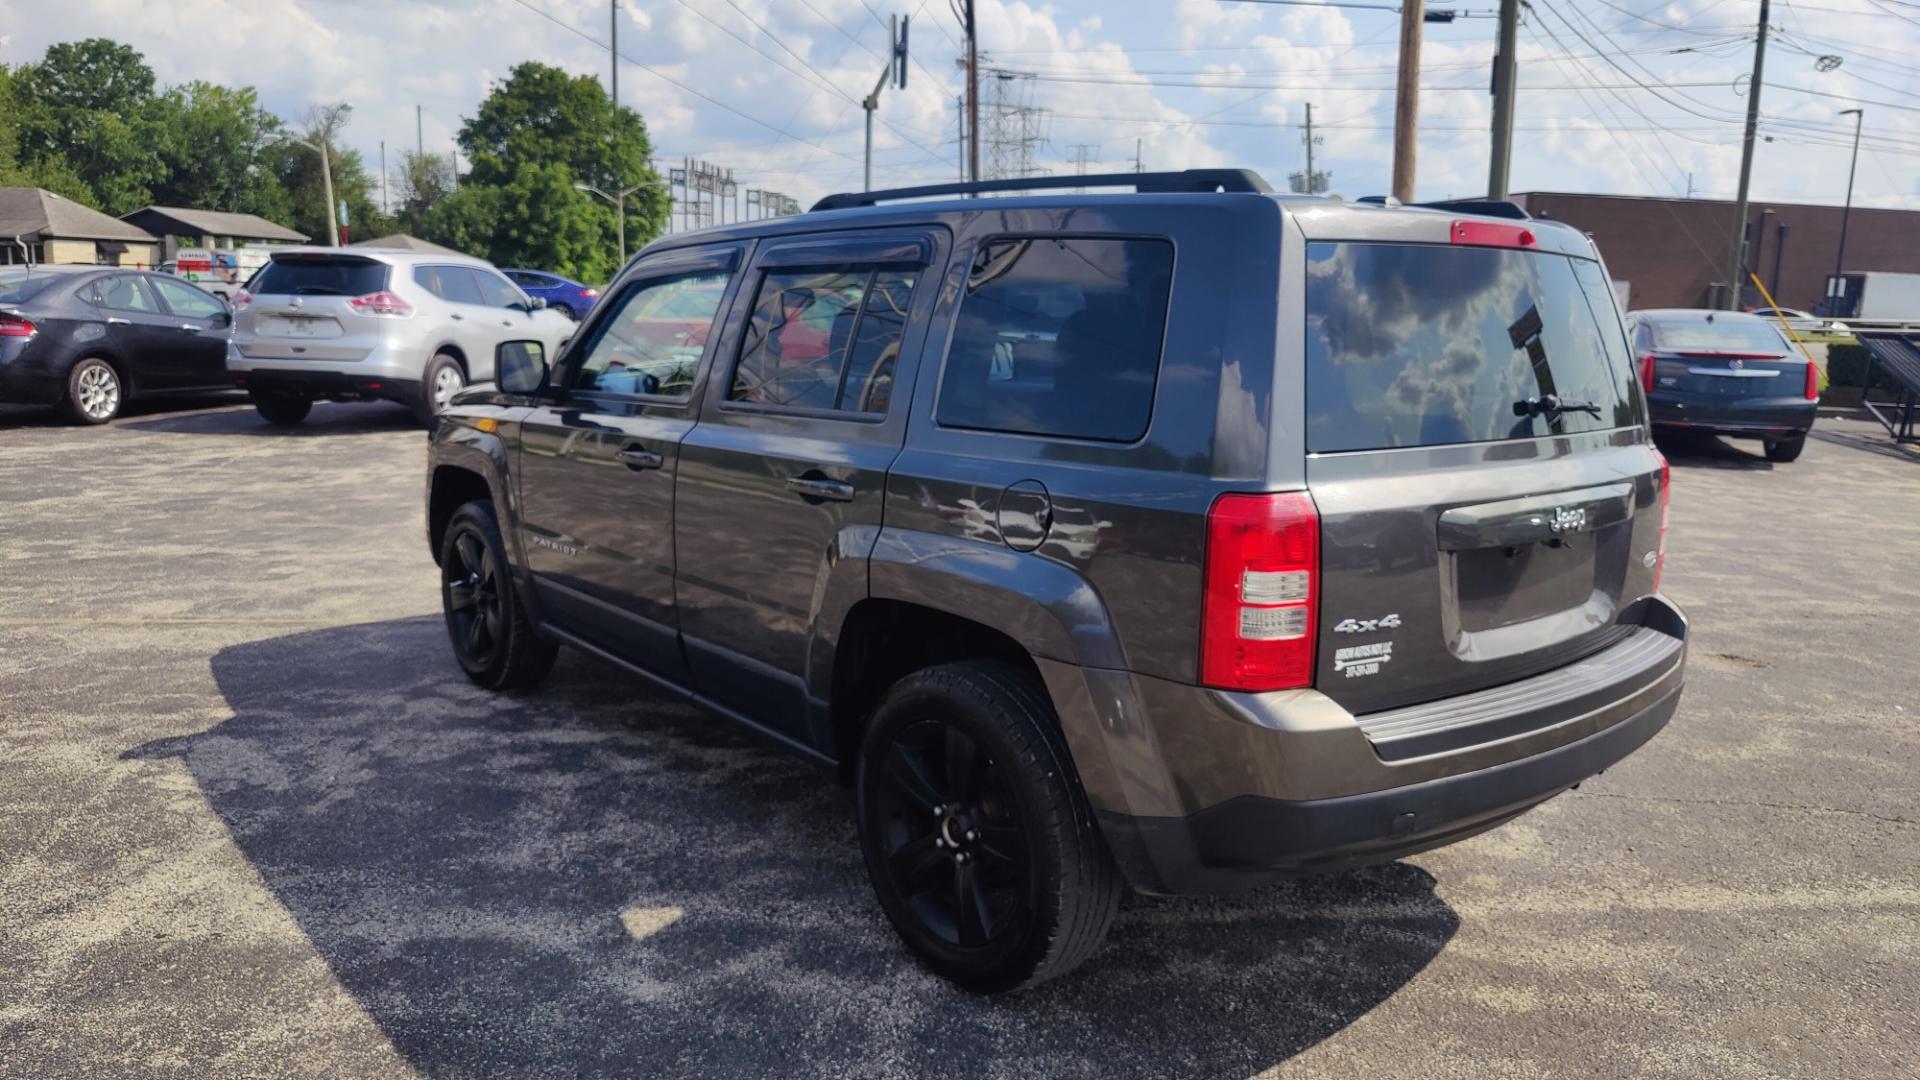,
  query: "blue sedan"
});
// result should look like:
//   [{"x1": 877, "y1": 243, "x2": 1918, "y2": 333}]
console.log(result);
[{"x1": 503, "y1": 269, "x2": 601, "y2": 320}]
